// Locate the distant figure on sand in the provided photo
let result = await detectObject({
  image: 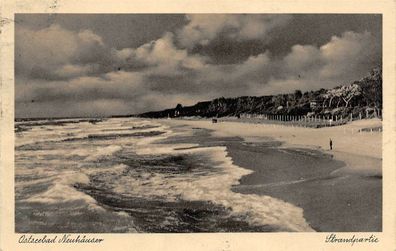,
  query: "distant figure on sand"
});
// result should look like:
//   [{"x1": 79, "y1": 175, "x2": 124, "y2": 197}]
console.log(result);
[{"x1": 329, "y1": 138, "x2": 333, "y2": 150}]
